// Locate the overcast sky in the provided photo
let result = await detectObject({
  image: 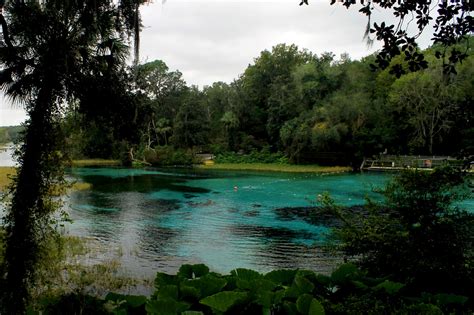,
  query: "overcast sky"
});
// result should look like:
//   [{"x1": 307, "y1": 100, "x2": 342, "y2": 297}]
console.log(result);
[{"x1": 0, "y1": 0, "x2": 433, "y2": 126}]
